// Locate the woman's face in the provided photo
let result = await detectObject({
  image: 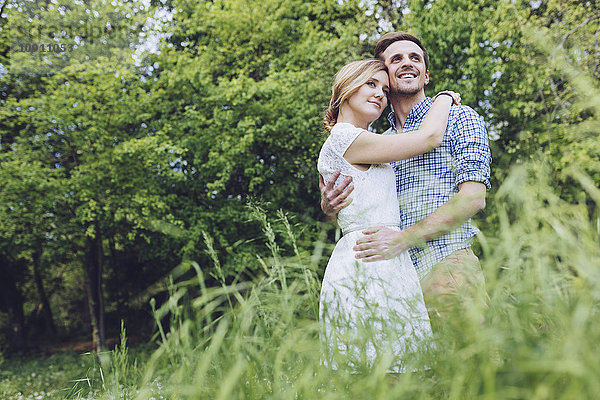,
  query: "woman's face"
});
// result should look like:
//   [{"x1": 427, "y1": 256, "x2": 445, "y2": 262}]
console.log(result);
[{"x1": 346, "y1": 70, "x2": 389, "y2": 123}]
